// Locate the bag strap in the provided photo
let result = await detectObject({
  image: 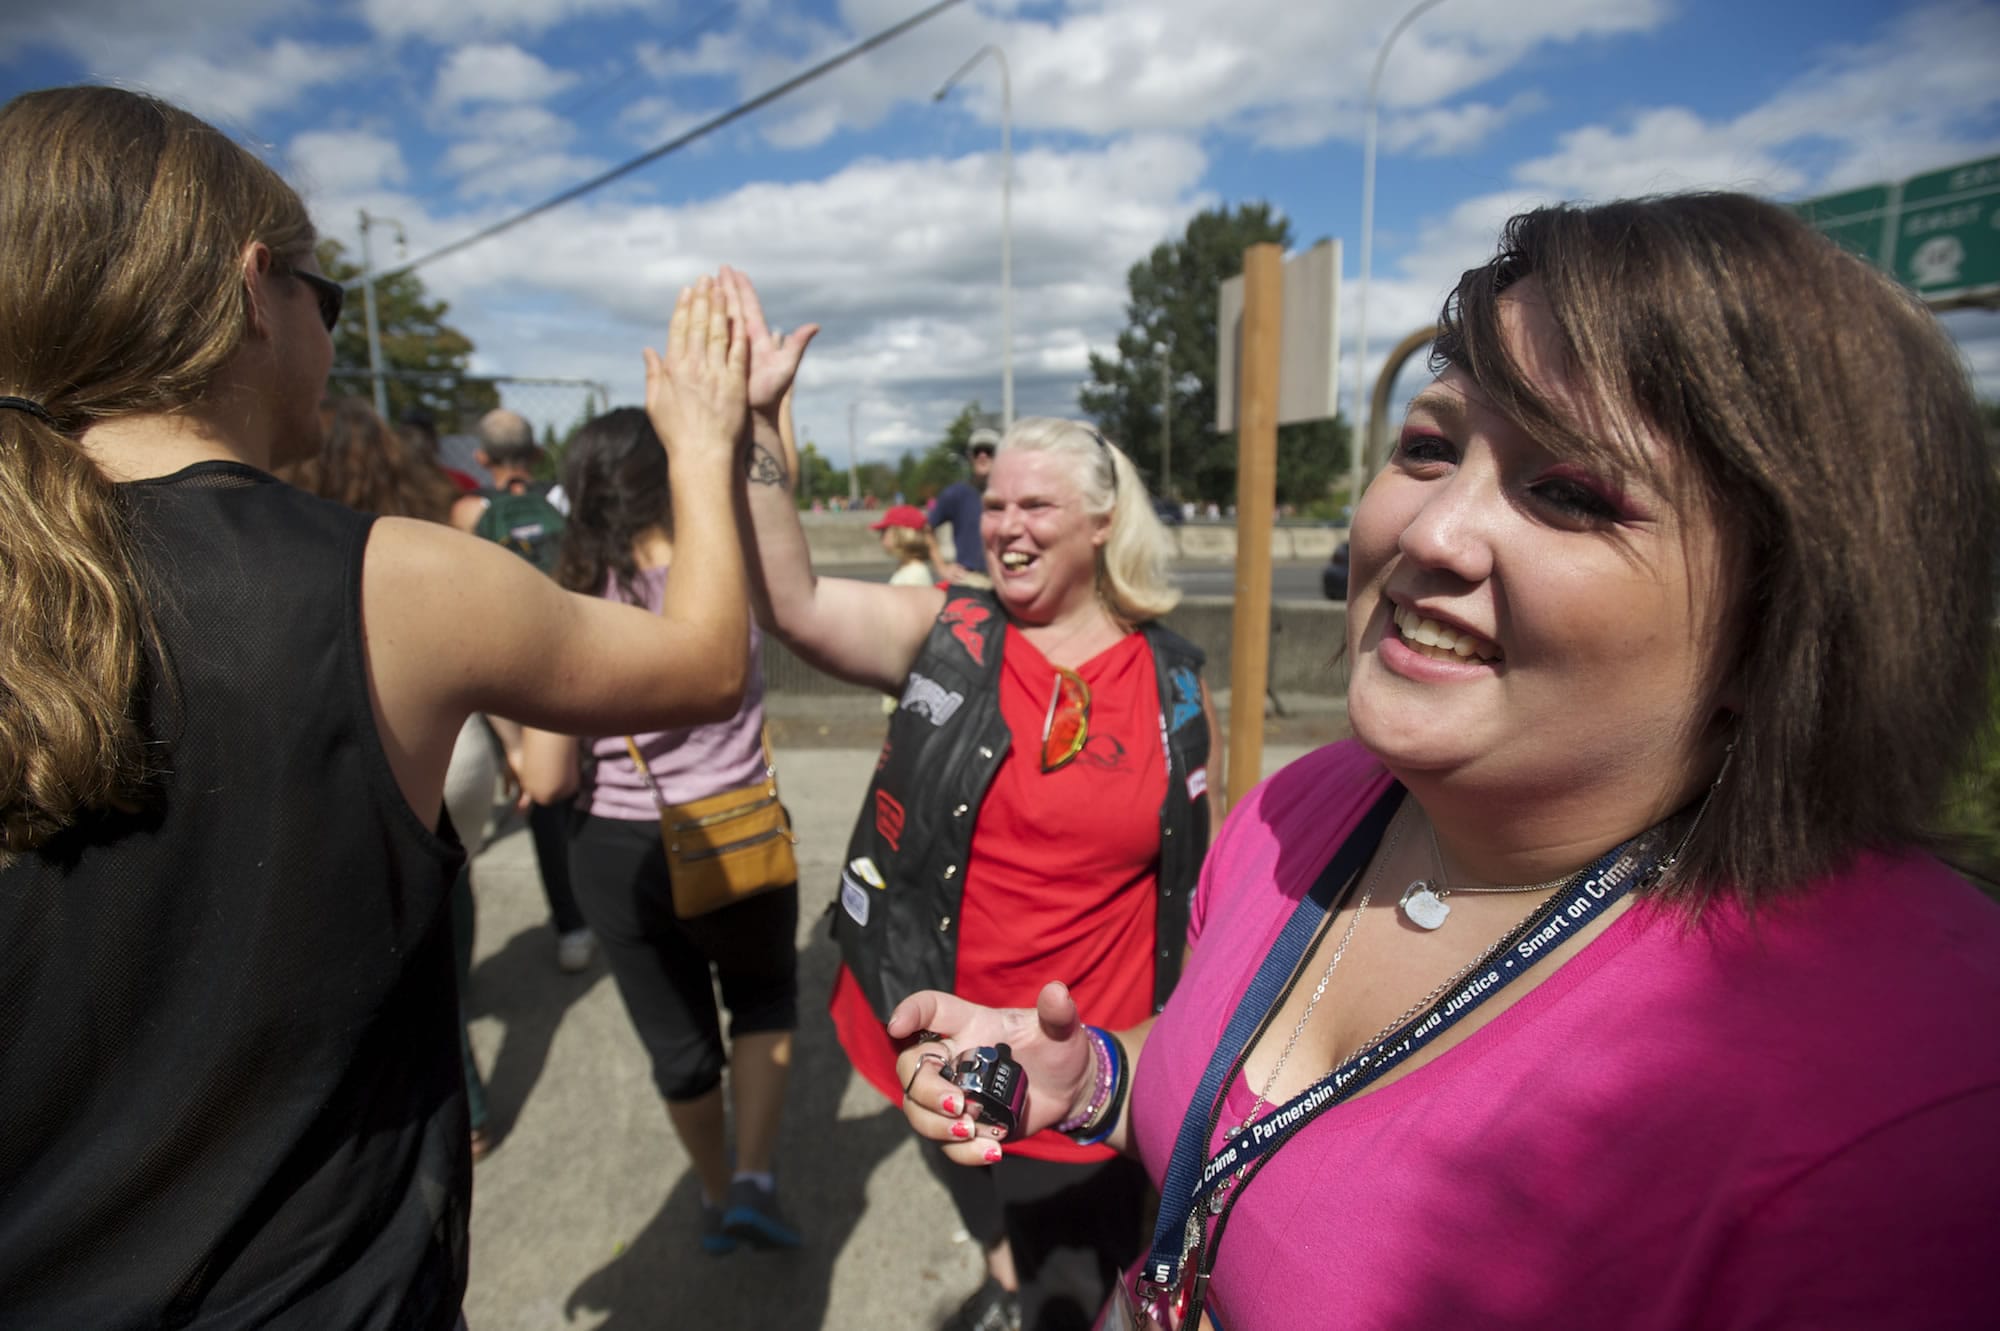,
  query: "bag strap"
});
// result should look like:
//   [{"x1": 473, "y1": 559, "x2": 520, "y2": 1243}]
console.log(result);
[
  {"x1": 623, "y1": 735, "x2": 670, "y2": 813},
  {"x1": 623, "y1": 723, "x2": 779, "y2": 811},
  {"x1": 619, "y1": 567, "x2": 778, "y2": 808}
]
